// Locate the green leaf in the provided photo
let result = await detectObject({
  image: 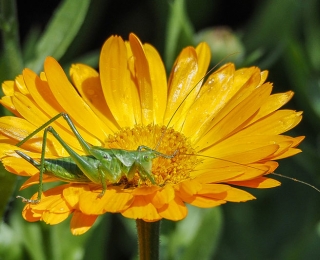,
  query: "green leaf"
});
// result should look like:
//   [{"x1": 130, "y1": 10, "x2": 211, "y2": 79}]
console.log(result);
[
  {"x1": 162, "y1": 206, "x2": 222, "y2": 260},
  {"x1": 303, "y1": 0, "x2": 320, "y2": 70},
  {"x1": 0, "y1": 0, "x2": 23, "y2": 81},
  {"x1": 0, "y1": 164, "x2": 16, "y2": 220},
  {"x1": 165, "y1": 0, "x2": 194, "y2": 69},
  {"x1": 0, "y1": 222, "x2": 22, "y2": 260},
  {"x1": 25, "y1": 0, "x2": 90, "y2": 72}
]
